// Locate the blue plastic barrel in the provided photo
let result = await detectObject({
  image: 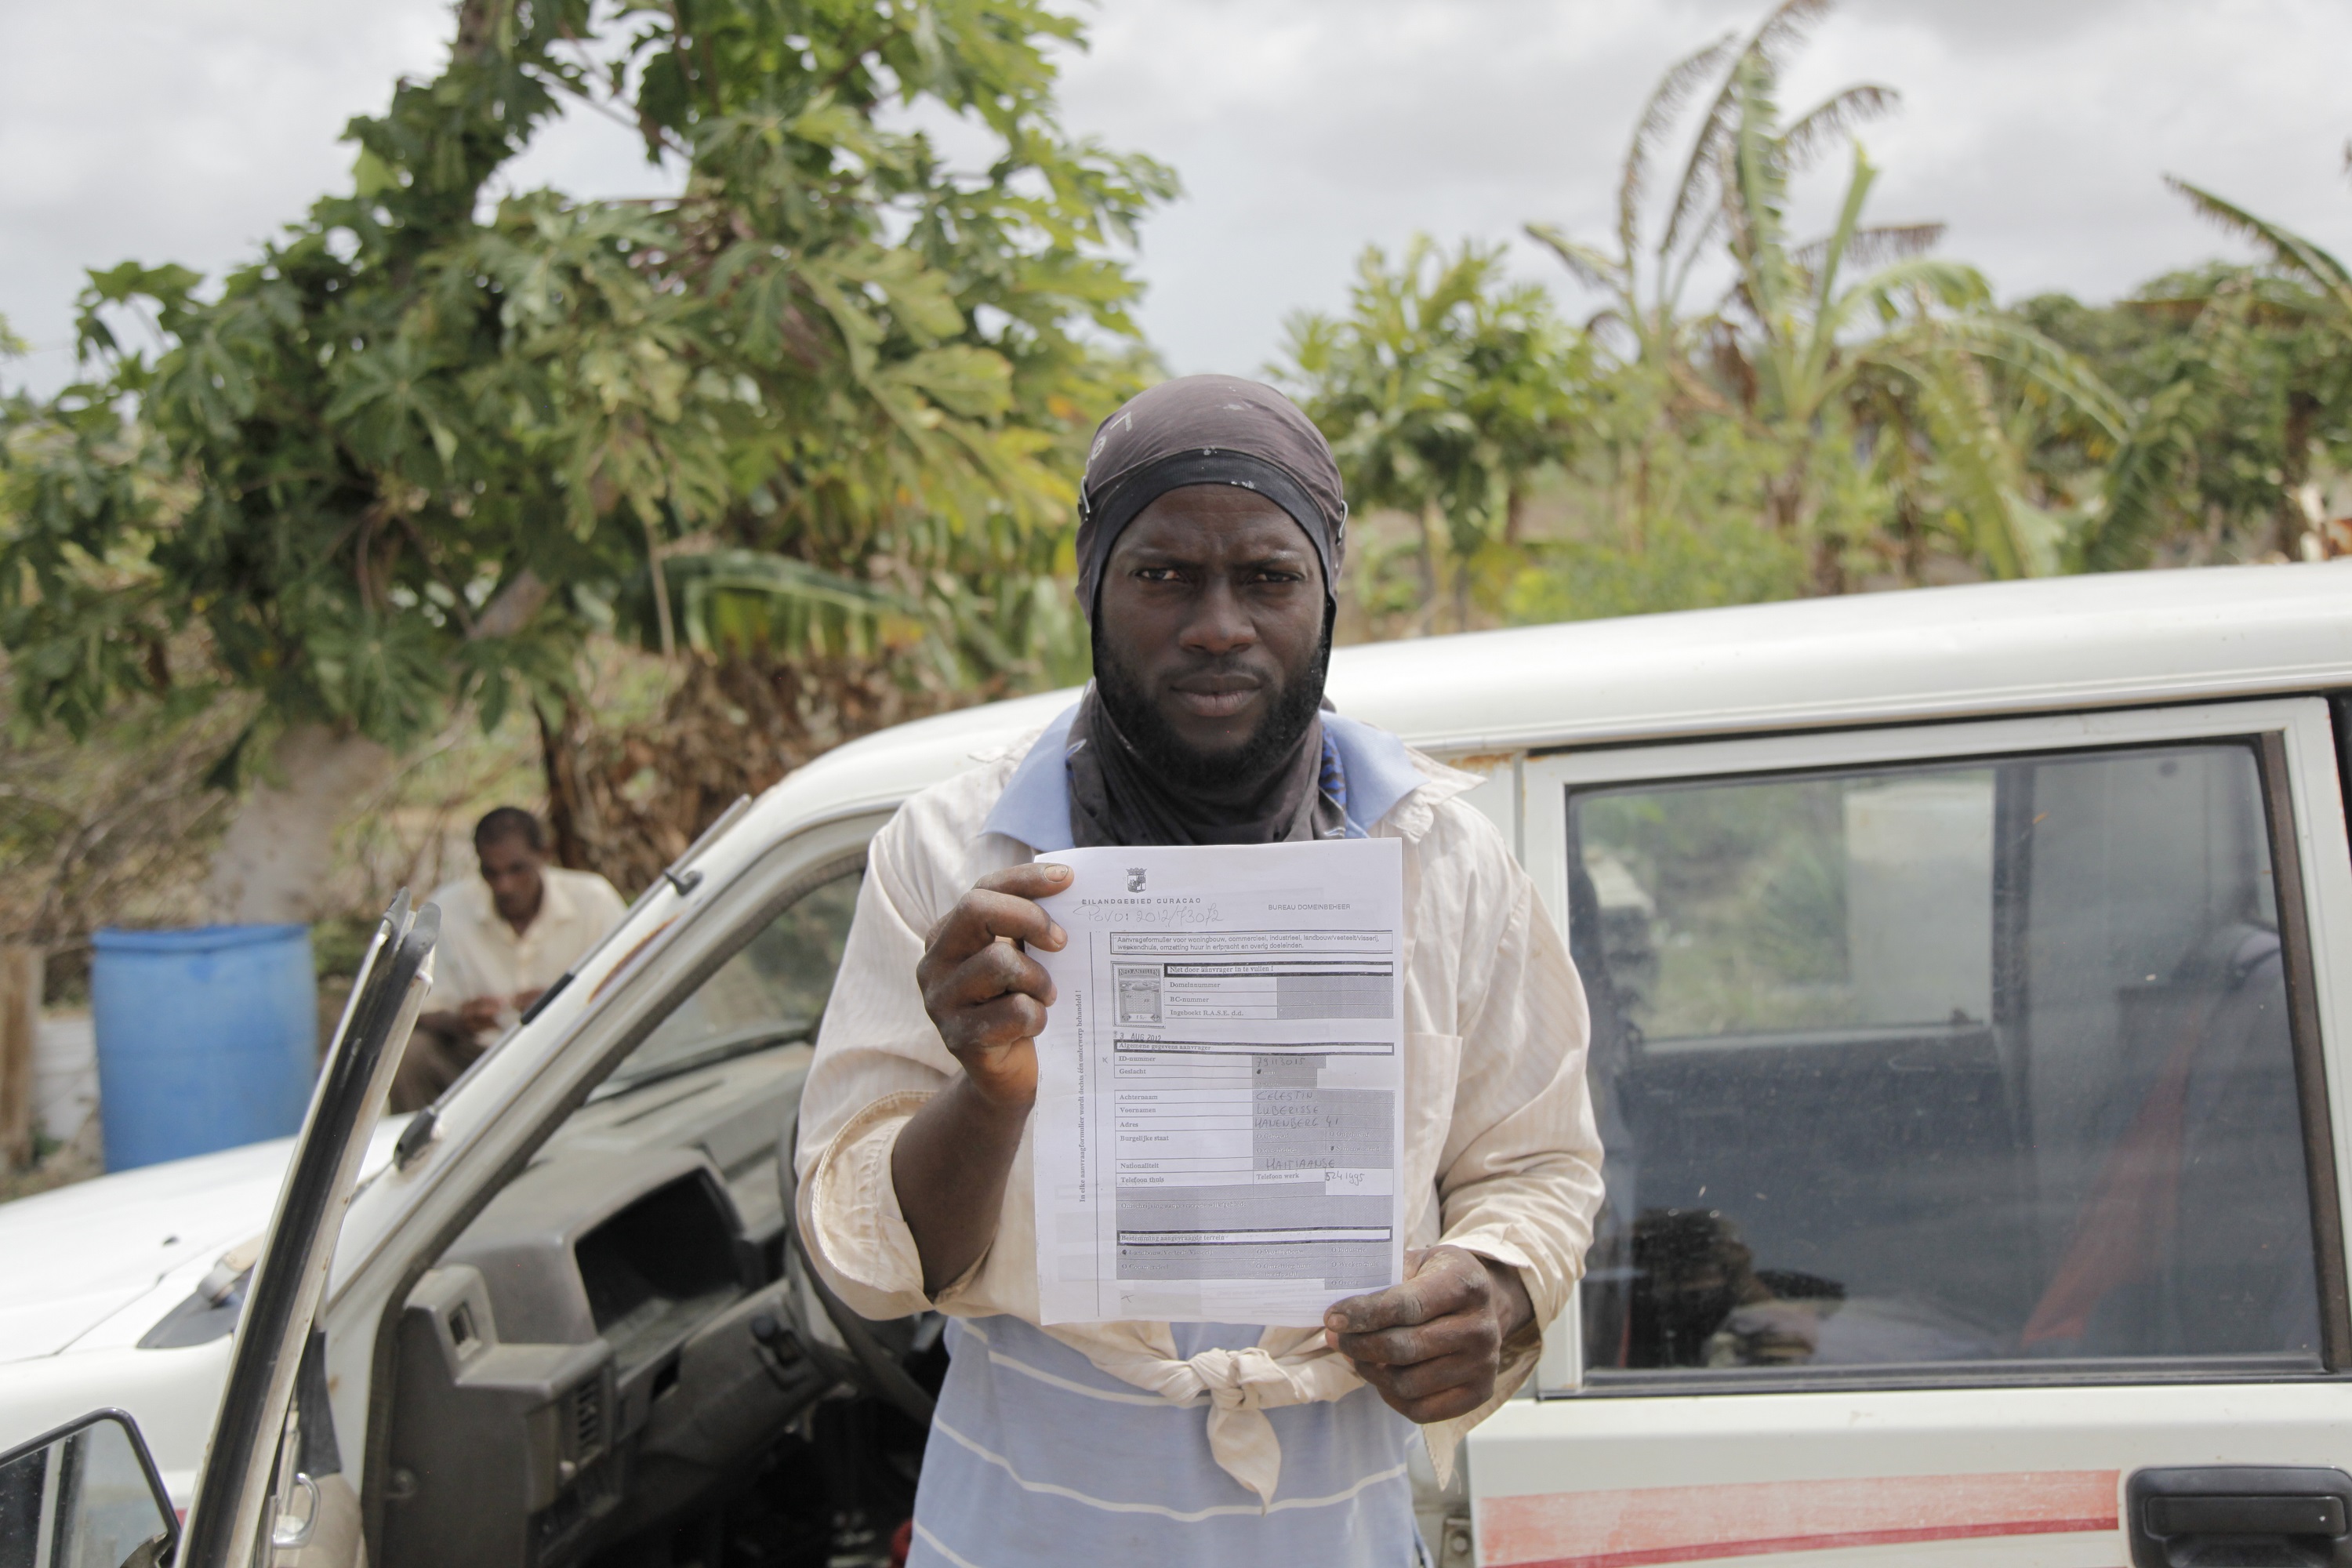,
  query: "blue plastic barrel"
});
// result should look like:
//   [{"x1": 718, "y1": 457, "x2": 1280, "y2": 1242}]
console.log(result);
[{"x1": 90, "y1": 924, "x2": 319, "y2": 1171}]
